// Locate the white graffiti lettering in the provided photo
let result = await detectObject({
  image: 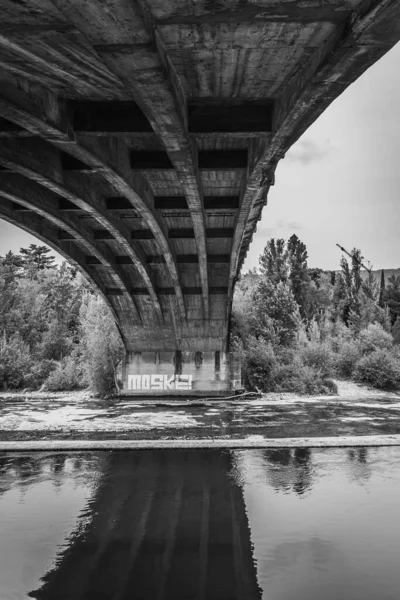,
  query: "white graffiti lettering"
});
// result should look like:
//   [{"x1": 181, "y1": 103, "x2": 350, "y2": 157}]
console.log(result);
[{"x1": 128, "y1": 374, "x2": 192, "y2": 391}]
